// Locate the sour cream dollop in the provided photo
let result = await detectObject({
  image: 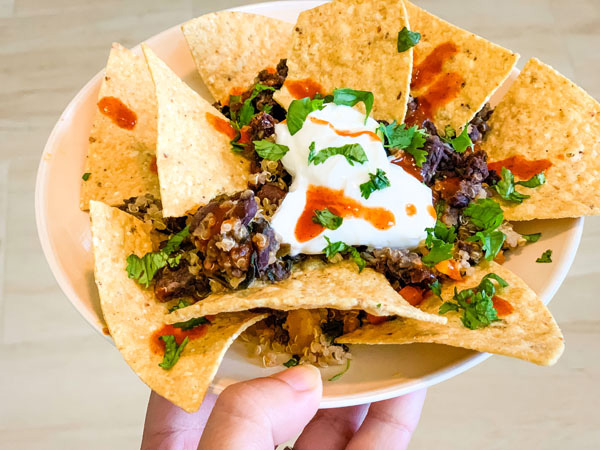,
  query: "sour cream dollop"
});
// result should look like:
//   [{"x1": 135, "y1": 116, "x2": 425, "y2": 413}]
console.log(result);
[{"x1": 271, "y1": 103, "x2": 435, "y2": 255}]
